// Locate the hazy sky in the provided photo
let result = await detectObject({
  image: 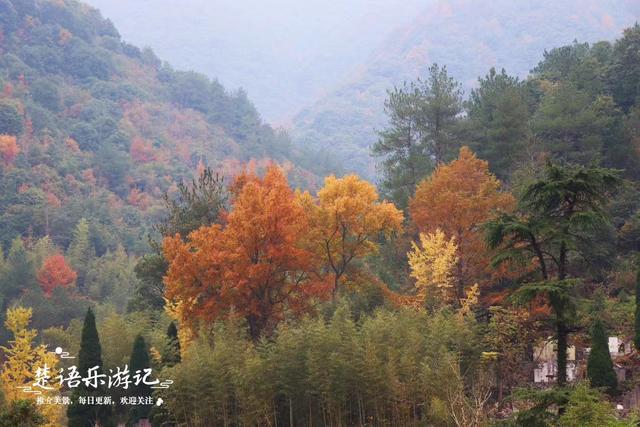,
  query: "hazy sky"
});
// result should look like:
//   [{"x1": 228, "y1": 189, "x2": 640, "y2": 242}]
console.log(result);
[{"x1": 85, "y1": 0, "x2": 428, "y2": 122}]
